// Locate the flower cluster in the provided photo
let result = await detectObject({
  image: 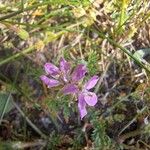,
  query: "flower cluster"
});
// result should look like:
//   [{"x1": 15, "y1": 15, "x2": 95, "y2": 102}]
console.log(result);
[{"x1": 40, "y1": 58, "x2": 99, "y2": 119}]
